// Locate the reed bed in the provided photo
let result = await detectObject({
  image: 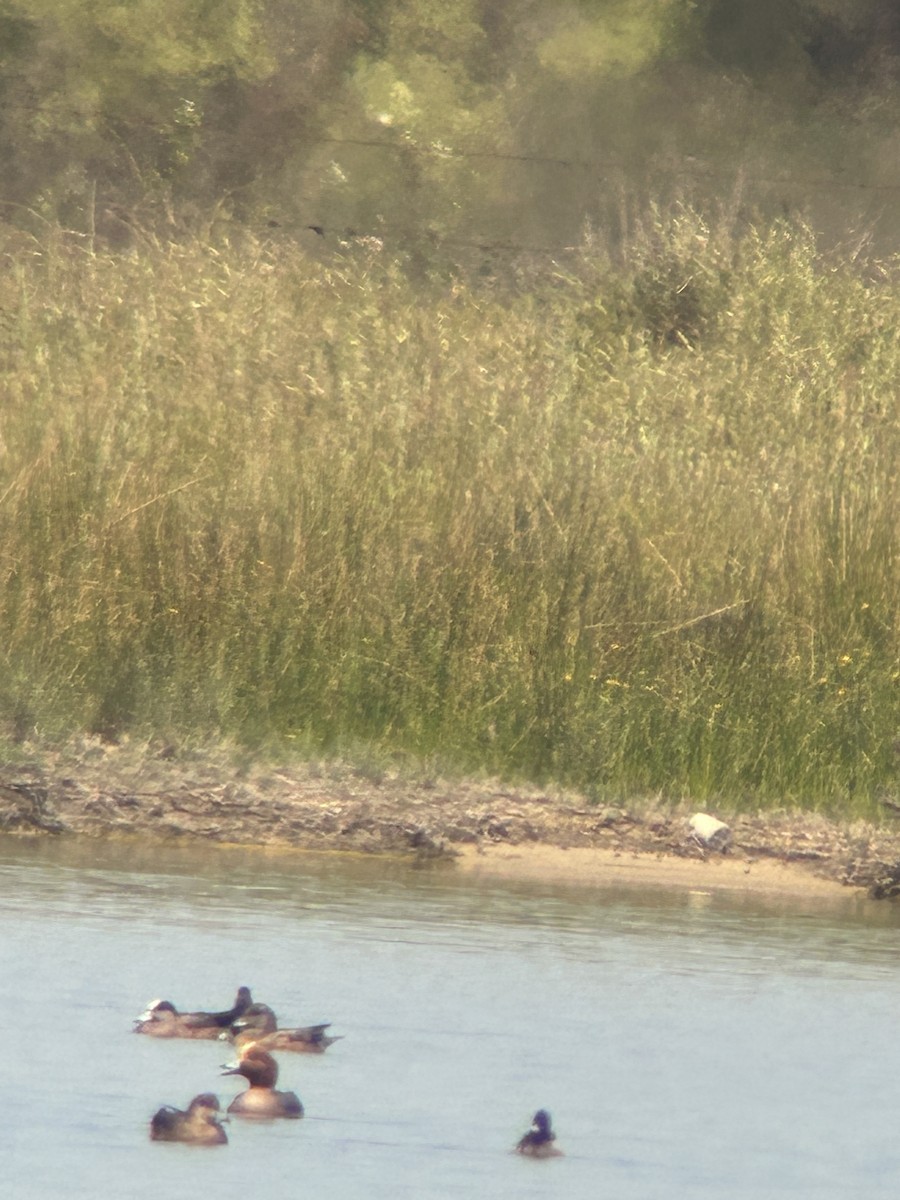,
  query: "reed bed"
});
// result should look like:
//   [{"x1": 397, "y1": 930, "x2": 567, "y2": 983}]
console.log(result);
[{"x1": 0, "y1": 212, "x2": 897, "y2": 815}]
